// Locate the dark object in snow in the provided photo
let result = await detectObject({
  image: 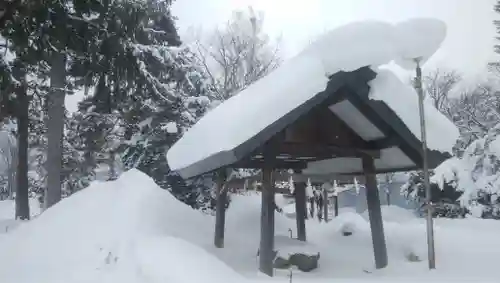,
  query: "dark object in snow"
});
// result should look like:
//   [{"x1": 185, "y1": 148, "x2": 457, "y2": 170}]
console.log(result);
[
  {"x1": 272, "y1": 252, "x2": 321, "y2": 272},
  {"x1": 273, "y1": 253, "x2": 320, "y2": 272},
  {"x1": 288, "y1": 252, "x2": 320, "y2": 272},
  {"x1": 273, "y1": 256, "x2": 291, "y2": 269},
  {"x1": 405, "y1": 251, "x2": 422, "y2": 262},
  {"x1": 341, "y1": 223, "x2": 355, "y2": 236}
]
